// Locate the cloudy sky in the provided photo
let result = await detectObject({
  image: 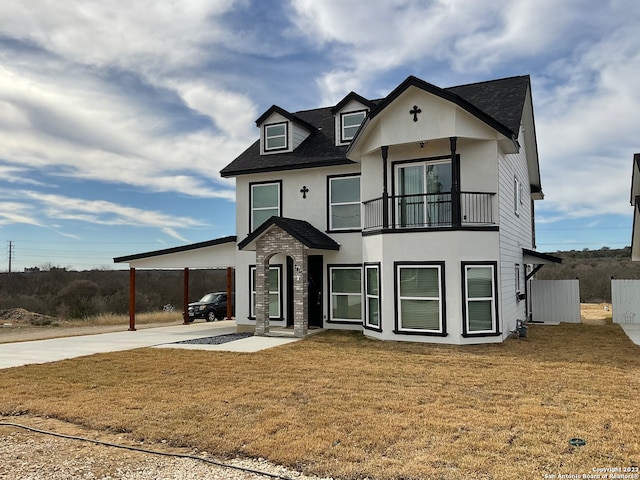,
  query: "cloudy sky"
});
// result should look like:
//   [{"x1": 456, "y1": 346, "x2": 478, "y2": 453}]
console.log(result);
[{"x1": 1, "y1": 0, "x2": 639, "y2": 271}]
